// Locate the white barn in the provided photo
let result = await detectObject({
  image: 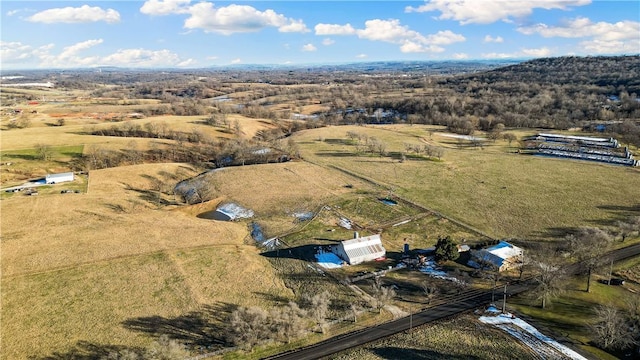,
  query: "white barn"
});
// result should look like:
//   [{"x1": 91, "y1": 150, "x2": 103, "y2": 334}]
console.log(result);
[
  {"x1": 45, "y1": 172, "x2": 74, "y2": 184},
  {"x1": 332, "y1": 232, "x2": 386, "y2": 265},
  {"x1": 471, "y1": 241, "x2": 523, "y2": 272}
]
